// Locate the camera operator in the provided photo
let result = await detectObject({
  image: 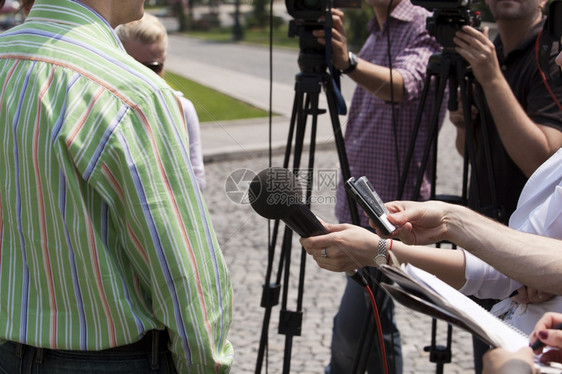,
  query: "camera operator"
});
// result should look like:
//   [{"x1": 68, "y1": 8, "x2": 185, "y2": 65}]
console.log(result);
[
  {"x1": 451, "y1": 3, "x2": 562, "y2": 184},
  {"x1": 312, "y1": 0, "x2": 445, "y2": 372},
  {"x1": 449, "y1": 0, "x2": 562, "y2": 223},
  {"x1": 448, "y1": 0, "x2": 562, "y2": 372}
]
